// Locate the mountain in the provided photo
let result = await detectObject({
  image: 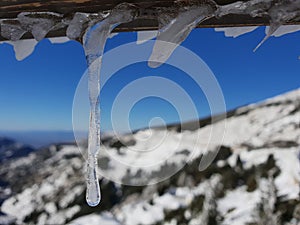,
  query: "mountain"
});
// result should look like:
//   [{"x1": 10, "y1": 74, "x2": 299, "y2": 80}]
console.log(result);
[
  {"x1": 0, "y1": 137, "x2": 35, "y2": 163},
  {"x1": 0, "y1": 131, "x2": 87, "y2": 148},
  {"x1": 0, "y1": 89, "x2": 299, "y2": 225}
]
